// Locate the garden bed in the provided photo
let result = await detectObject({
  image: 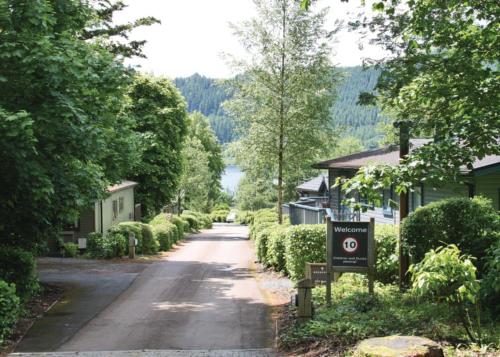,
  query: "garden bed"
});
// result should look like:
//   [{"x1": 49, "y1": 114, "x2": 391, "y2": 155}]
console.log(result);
[{"x1": 277, "y1": 274, "x2": 500, "y2": 357}]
